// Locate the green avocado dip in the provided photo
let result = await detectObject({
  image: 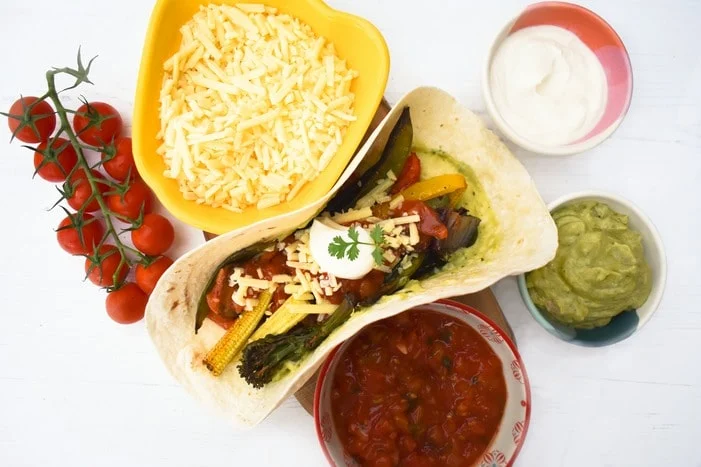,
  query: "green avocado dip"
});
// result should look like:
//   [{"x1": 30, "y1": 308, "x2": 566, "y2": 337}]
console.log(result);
[{"x1": 526, "y1": 201, "x2": 652, "y2": 329}]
